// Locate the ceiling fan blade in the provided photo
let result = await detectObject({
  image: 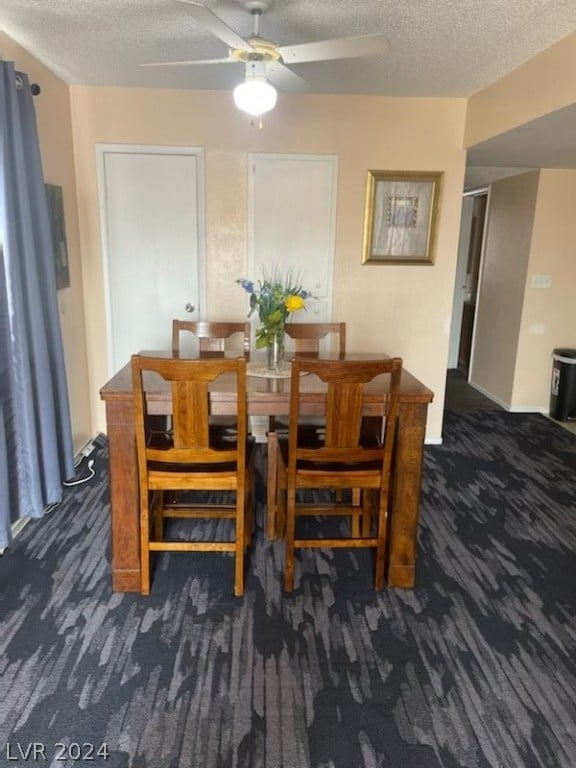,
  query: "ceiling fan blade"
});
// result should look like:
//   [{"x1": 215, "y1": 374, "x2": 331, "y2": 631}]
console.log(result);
[
  {"x1": 266, "y1": 62, "x2": 309, "y2": 93},
  {"x1": 279, "y1": 33, "x2": 387, "y2": 64},
  {"x1": 141, "y1": 57, "x2": 235, "y2": 68},
  {"x1": 176, "y1": 0, "x2": 254, "y2": 52}
]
